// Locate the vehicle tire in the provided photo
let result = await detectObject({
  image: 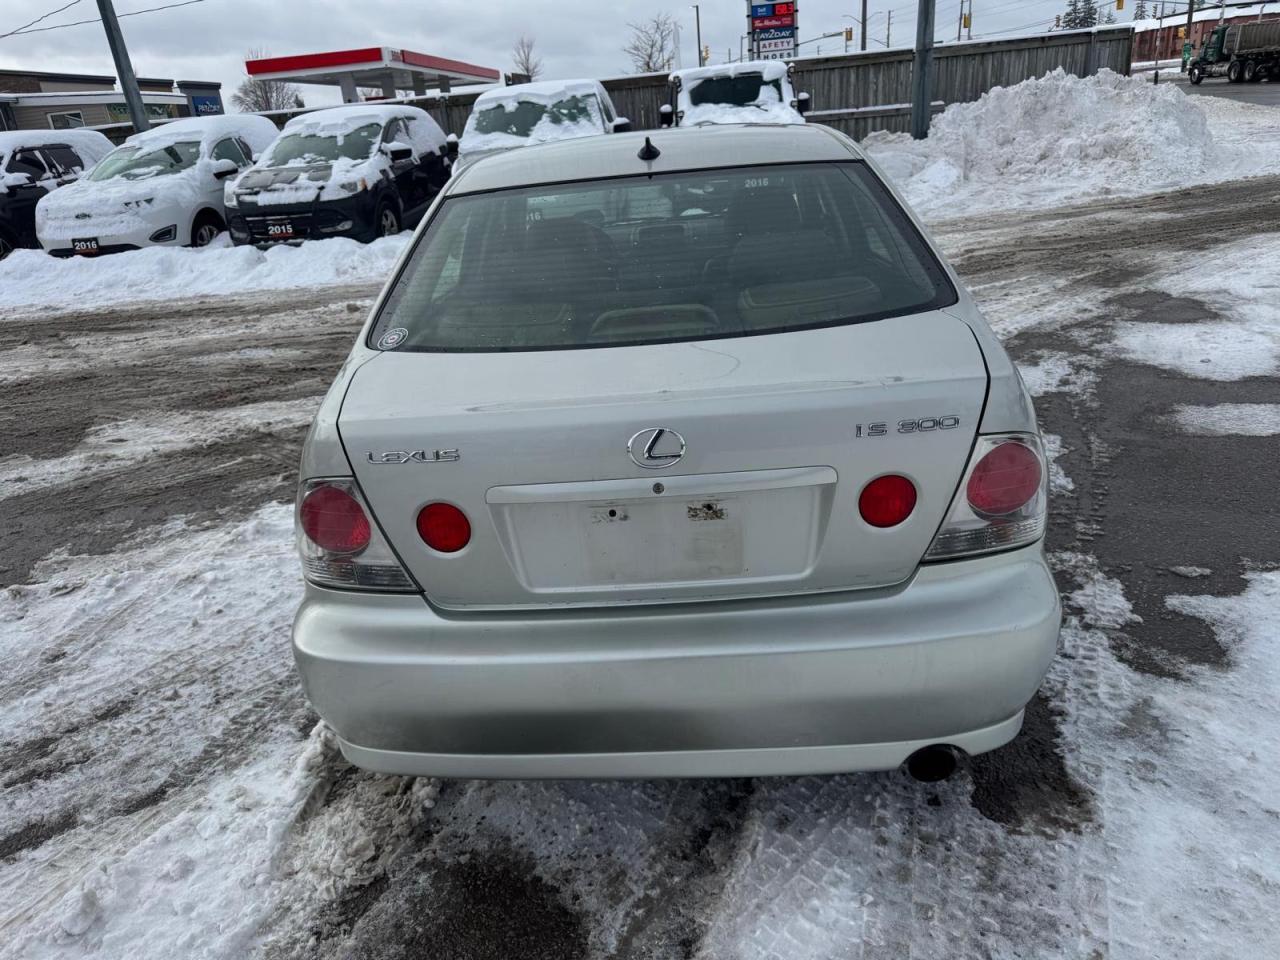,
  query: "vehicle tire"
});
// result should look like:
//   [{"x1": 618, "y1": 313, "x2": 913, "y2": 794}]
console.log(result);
[
  {"x1": 0, "y1": 230, "x2": 14, "y2": 261},
  {"x1": 1227, "y1": 60, "x2": 1244, "y2": 83},
  {"x1": 1244, "y1": 60, "x2": 1259, "y2": 82},
  {"x1": 1189, "y1": 64, "x2": 1204, "y2": 85},
  {"x1": 375, "y1": 200, "x2": 401, "y2": 240},
  {"x1": 190, "y1": 211, "x2": 224, "y2": 247}
]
